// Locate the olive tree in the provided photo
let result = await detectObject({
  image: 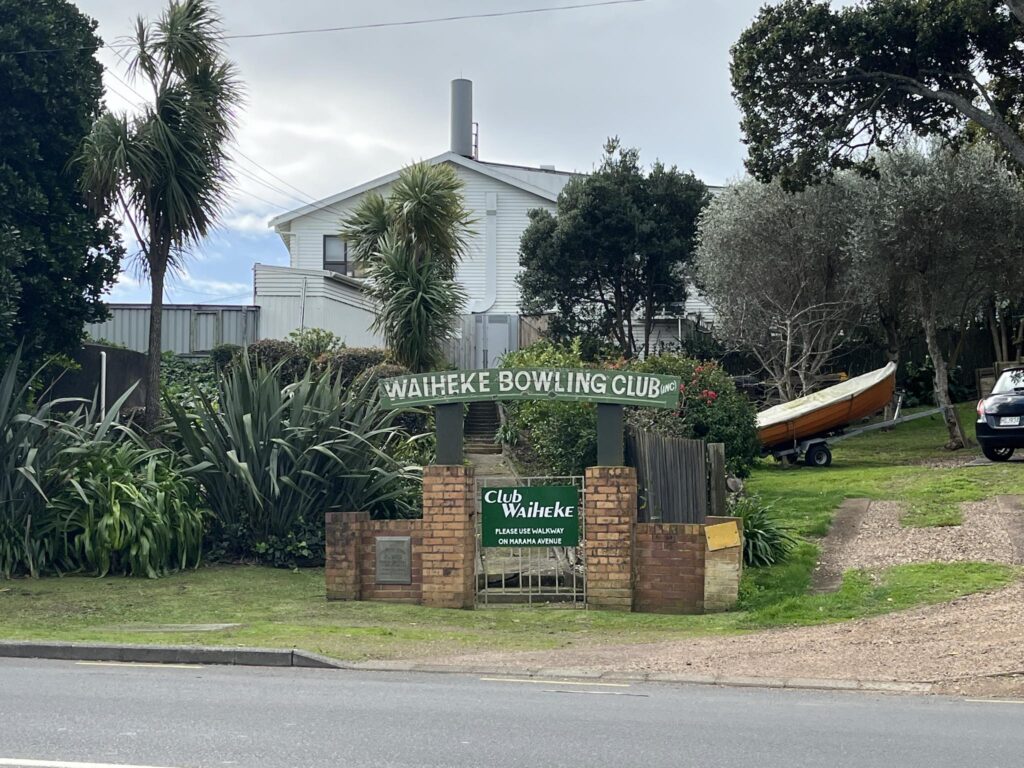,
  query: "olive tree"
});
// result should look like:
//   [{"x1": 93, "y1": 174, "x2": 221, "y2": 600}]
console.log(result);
[
  {"x1": 850, "y1": 144, "x2": 1024, "y2": 448},
  {"x1": 695, "y1": 177, "x2": 863, "y2": 401}
]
